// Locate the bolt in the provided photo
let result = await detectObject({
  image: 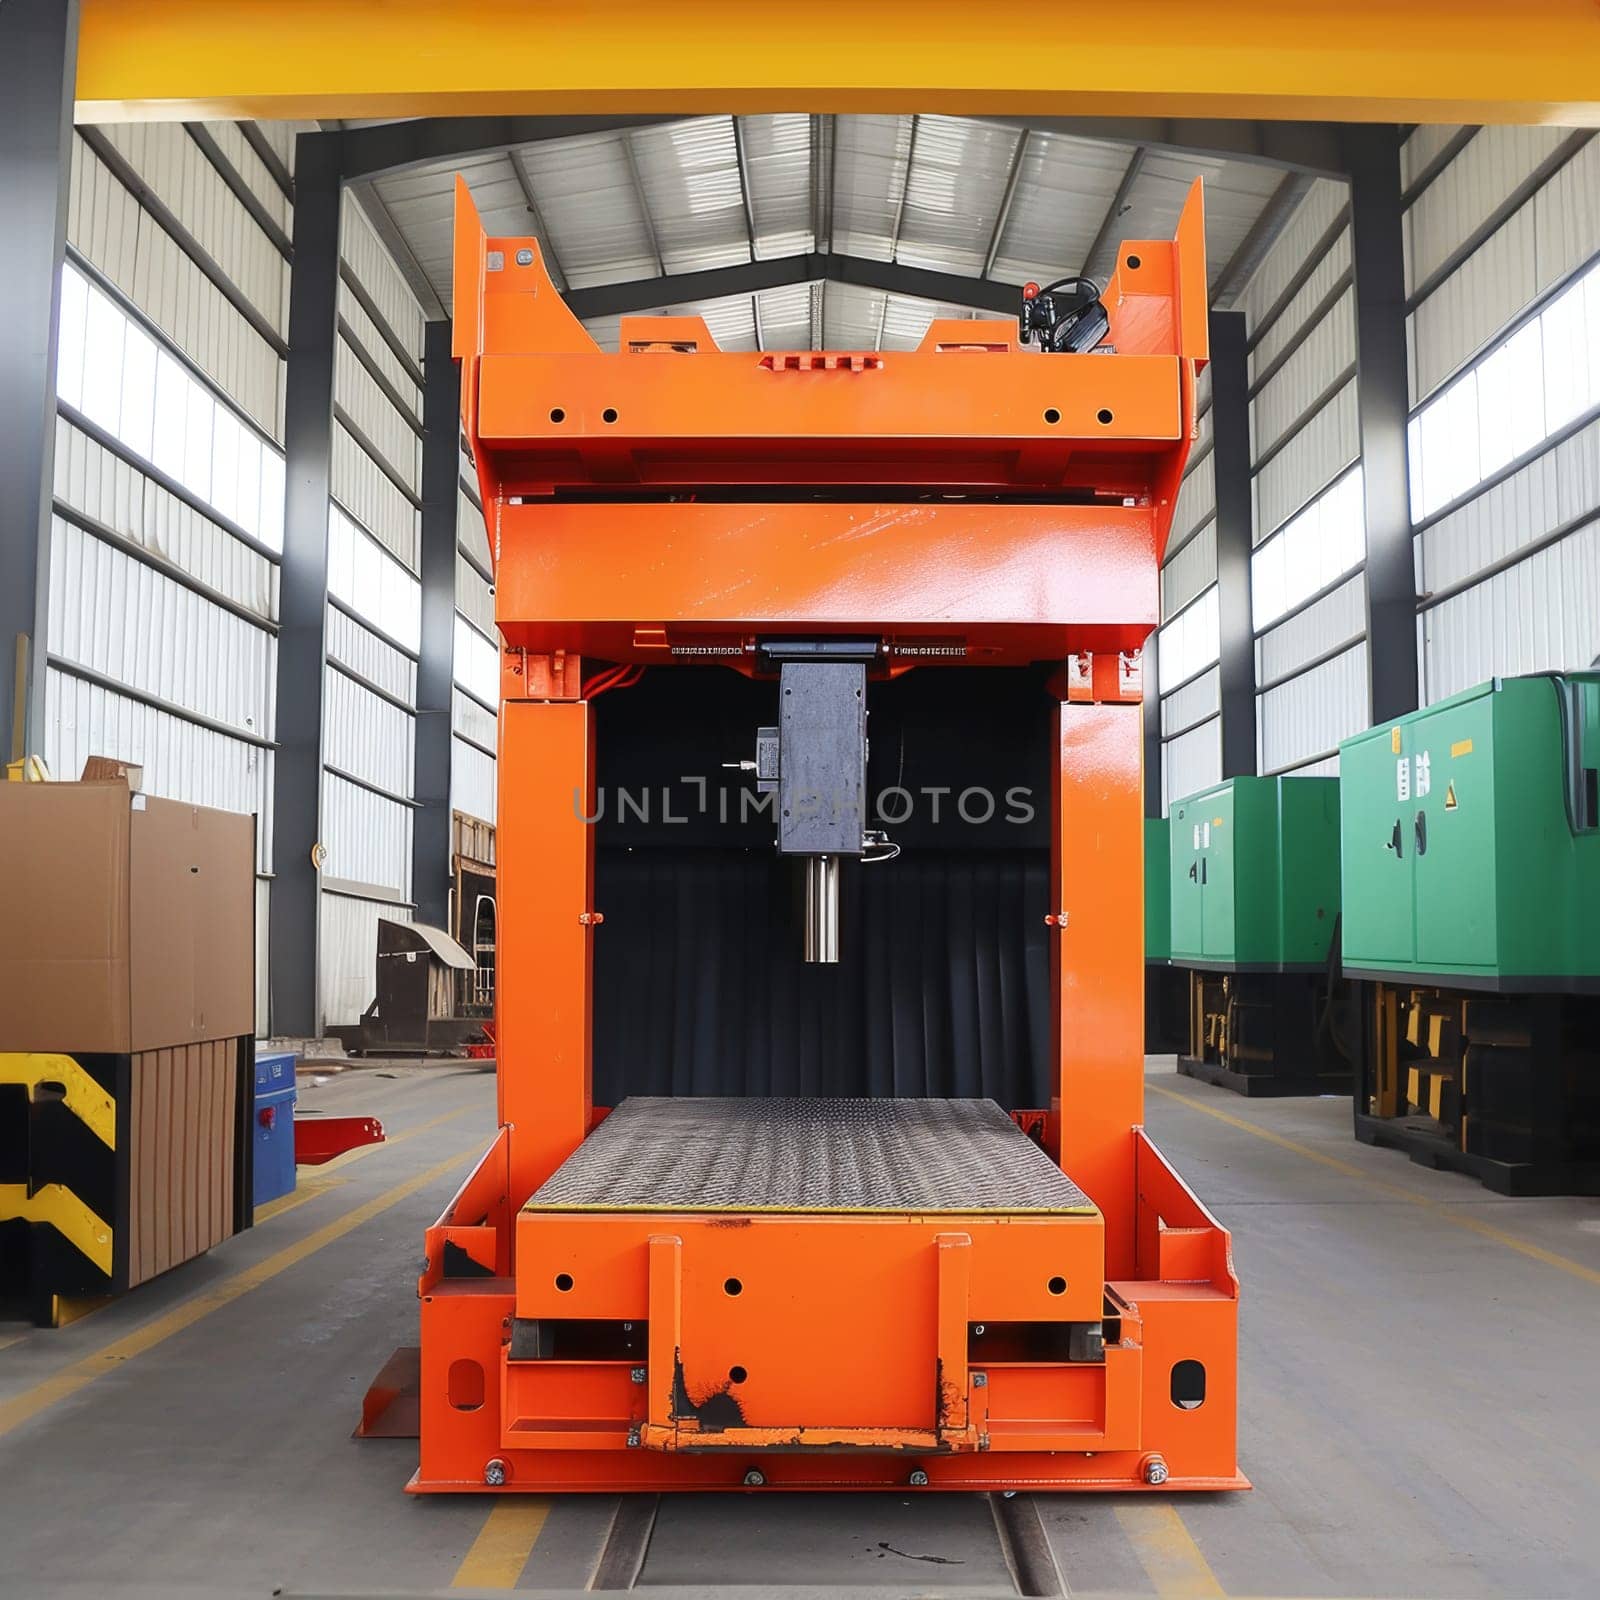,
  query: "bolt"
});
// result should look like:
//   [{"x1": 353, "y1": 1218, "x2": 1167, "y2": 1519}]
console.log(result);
[
  {"x1": 630, "y1": 1367, "x2": 646, "y2": 1384},
  {"x1": 973, "y1": 1324, "x2": 986, "y2": 1337},
  {"x1": 909, "y1": 1470, "x2": 929, "y2": 1487},
  {"x1": 971, "y1": 1372, "x2": 988, "y2": 1388},
  {"x1": 1142, "y1": 1454, "x2": 1169, "y2": 1487},
  {"x1": 743, "y1": 1469, "x2": 766, "y2": 1487},
  {"x1": 1002, "y1": 1489, "x2": 1018, "y2": 1499},
  {"x1": 483, "y1": 1459, "x2": 507, "y2": 1487}
]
